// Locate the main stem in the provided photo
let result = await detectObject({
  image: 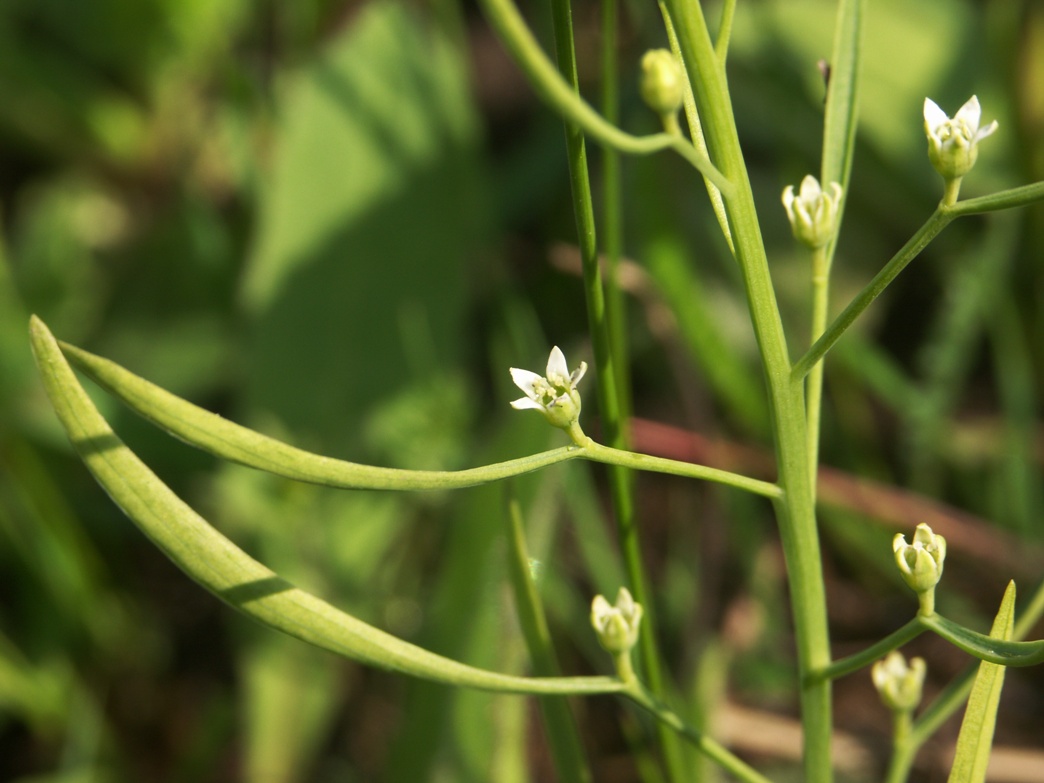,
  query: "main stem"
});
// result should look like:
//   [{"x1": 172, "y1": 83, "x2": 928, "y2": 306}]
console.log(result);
[{"x1": 661, "y1": 1, "x2": 833, "y2": 779}]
